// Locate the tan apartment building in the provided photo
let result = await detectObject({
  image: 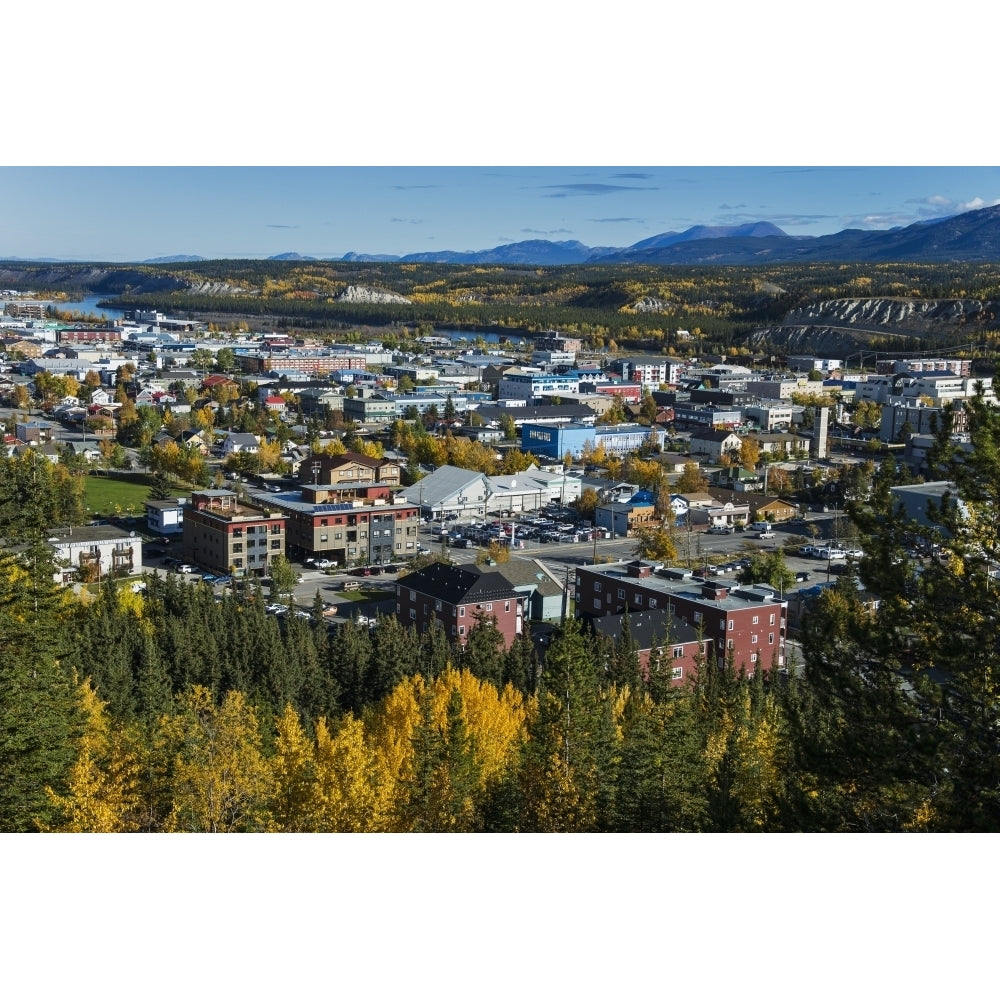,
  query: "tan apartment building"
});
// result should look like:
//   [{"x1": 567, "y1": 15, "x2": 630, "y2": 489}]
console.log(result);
[
  {"x1": 182, "y1": 490, "x2": 288, "y2": 576},
  {"x1": 270, "y1": 484, "x2": 420, "y2": 566}
]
